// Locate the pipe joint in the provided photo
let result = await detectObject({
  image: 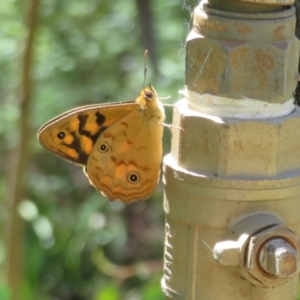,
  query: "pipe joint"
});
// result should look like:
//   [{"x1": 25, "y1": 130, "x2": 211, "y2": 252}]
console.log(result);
[
  {"x1": 213, "y1": 212, "x2": 300, "y2": 287},
  {"x1": 187, "y1": 2, "x2": 299, "y2": 104}
]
